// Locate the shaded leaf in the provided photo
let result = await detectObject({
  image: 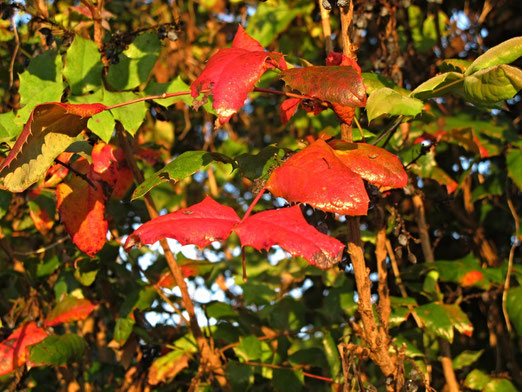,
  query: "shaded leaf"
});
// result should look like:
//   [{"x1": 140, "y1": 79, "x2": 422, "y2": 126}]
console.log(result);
[
  {"x1": 27, "y1": 190, "x2": 55, "y2": 235},
  {"x1": 415, "y1": 302, "x2": 454, "y2": 342},
  {"x1": 113, "y1": 317, "x2": 135, "y2": 346},
  {"x1": 463, "y1": 64, "x2": 522, "y2": 104},
  {"x1": 0, "y1": 322, "x2": 48, "y2": 376},
  {"x1": 440, "y1": 59, "x2": 471, "y2": 73},
  {"x1": 106, "y1": 33, "x2": 161, "y2": 90},
  {"x1": 145, "y1": 76, "x2": 193, "y2": 107},
  {"x1": 464, "y1": 369, "x2": 491, "y2": 390},
  {"x1": 63, "y1": 35, "x2": 103, "y2": 95},
  {"x1": 466, "y1": 36, "x2": 522, "y2": 75},
  {"x1": 0, "y1": 103, "x2": 106, "y2": 192},
  {"x1": 148, "y1": 349, "x2": 190, "y2": 385},
  {"x1": 280, "y1": 66, "x2": 366, "y2": 108},
  {"x1": 125, "y1": 196, "x2": 240, "y2": 250},
  {"x1": 452, "y1": 350, "x2": 483, "y2": 370},
  {"x1": 506, "y1": 148, "x2": 522, "y2": 189},
  {"x1": 133, "y1": 151, "x2": 235, "y2": 200},
  {"x1": 191, "y1": 25, "x2": 286, "y2": 125},
  {"x1": 236, "y1": 146, "x2": 286, "y2": 181},
  {"x1": 330, "y1": 140, "x2": 407, "y2": 190},
  {"x1": 411, "y1": 72, "x2": 463, "y2": 100},
  {"x1": 233, "y1": 206, "x2": 344, "y2": 269},
  {"x1": 280, "y1": 98, "x2": 301, "y2": 124},
  {"x1": 366, "y1": 88, "x2": 424, "y2": 122},
  {"x1": 29, "y1": 334, "x2": 86, "y2": 366},
  {"x1": 272, "y1": 368, "x2": 304, "y2": 392},
  {"x1": 483, "y1": 379, "x2": 519, "y2": 392},
  {"x1": 505, "y1": 285, "x2": 522, "y2": 337},
  {"x1": 56, "y1": 158, "x2": 108, "y2": 256},
  {"x1": 227, "y1": 361, "x2": 253, "y2": 391},
  {"x1": 45, "y1": 295, "x2": 96, "y2": 327},
  {"x1": 265, "y1": 139, "x2": 369, "y2": 215}
]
